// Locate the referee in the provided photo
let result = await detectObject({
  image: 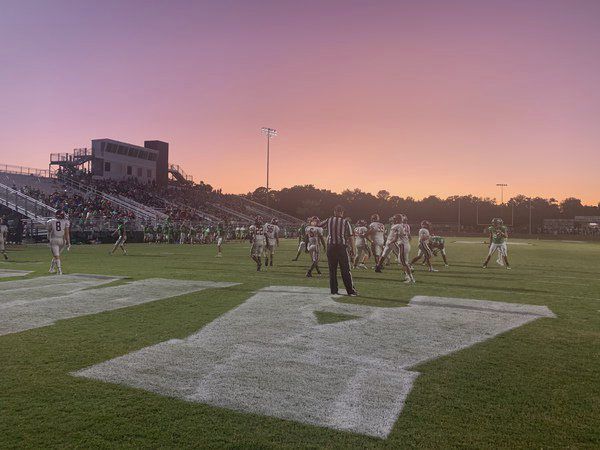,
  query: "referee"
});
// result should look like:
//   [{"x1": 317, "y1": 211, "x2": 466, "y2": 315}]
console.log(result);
[{"x1": 322, "y1": 205, "x2": 358, "y2": 296}]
